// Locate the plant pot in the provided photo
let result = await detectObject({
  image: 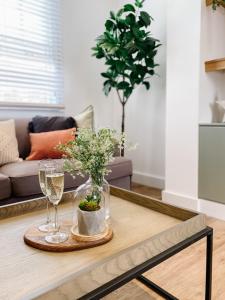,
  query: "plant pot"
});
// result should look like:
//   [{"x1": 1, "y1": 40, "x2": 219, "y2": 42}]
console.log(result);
[
  {"x1": 73, "y1": 176, "x2": 110, "y2": 227},
  {"x1": 77, "y1": 207, "x2": 106, "y2": 236}
]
